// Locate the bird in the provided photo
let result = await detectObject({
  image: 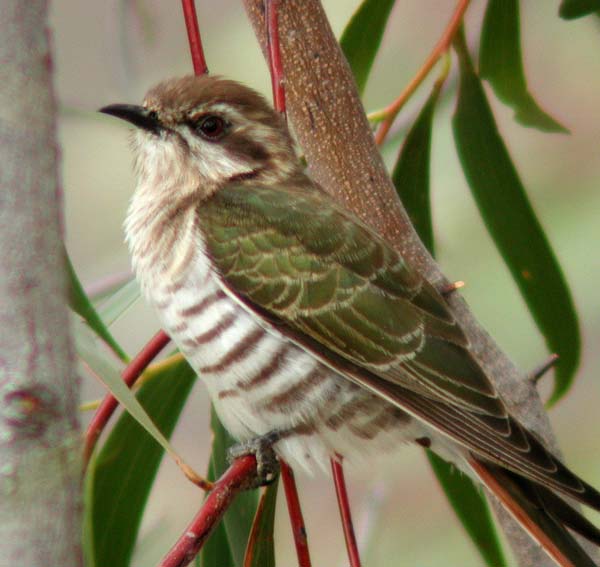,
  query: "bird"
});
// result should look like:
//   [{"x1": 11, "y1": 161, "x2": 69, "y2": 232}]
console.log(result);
[{"x1": 101, "y1": 74, "x2": 600, "y2": 567}]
